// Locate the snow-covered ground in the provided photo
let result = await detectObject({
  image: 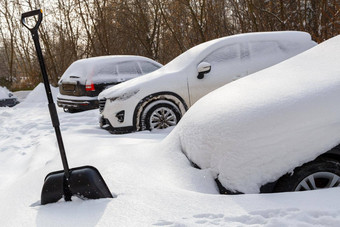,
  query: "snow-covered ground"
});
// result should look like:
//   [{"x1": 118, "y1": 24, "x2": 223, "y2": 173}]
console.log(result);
[{"x1": 1, "y1": 84, "x2": 340, "y2": 226}]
